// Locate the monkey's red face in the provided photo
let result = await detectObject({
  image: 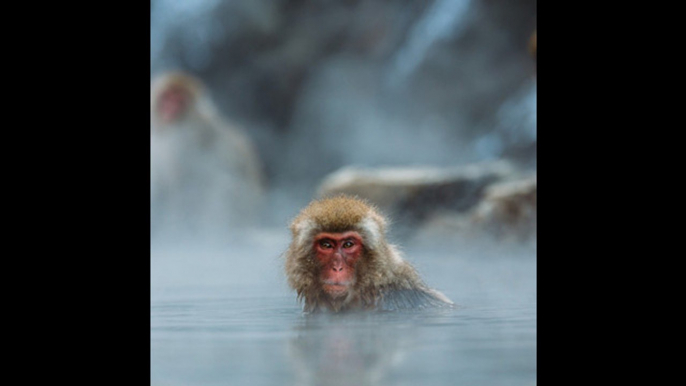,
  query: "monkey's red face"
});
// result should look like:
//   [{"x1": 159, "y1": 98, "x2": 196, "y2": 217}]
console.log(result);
[
  {"x1": 157, "y1": 86, "x2": 189, "y2": 123},
  {"x1": 313, "y1": 231, "x2": 364, "y2": 298}
]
